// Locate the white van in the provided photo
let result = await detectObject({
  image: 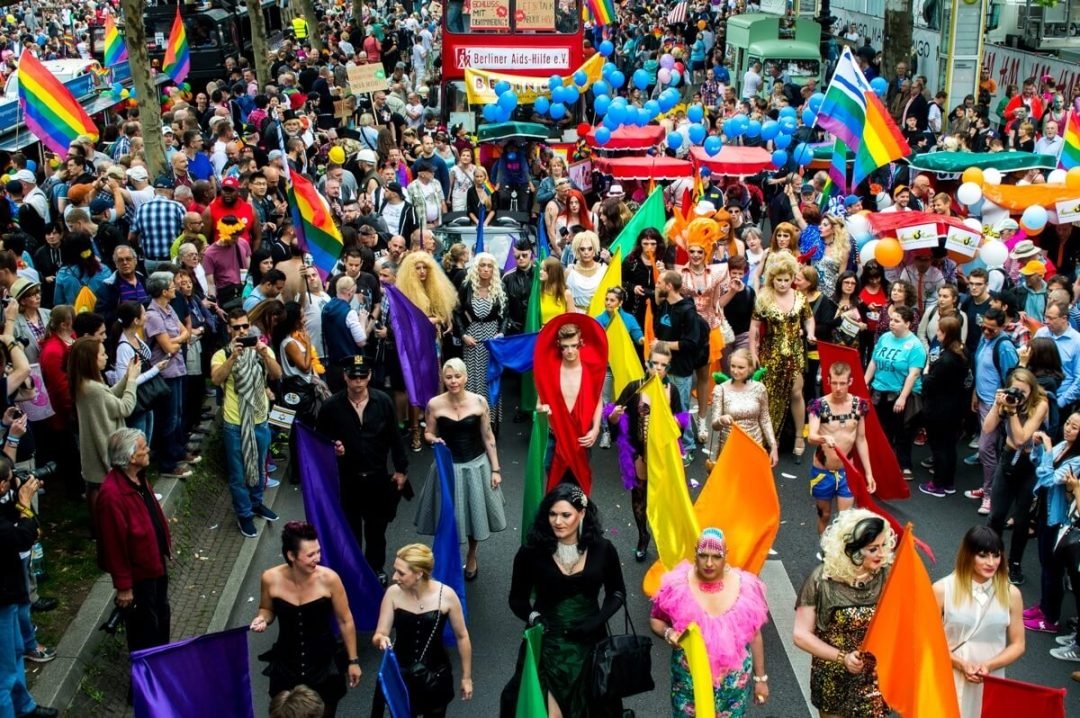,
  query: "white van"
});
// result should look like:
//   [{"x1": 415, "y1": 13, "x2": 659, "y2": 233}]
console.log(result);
[{"x1": 3, "y1": 58, "x2": 103, "y2": 100}]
